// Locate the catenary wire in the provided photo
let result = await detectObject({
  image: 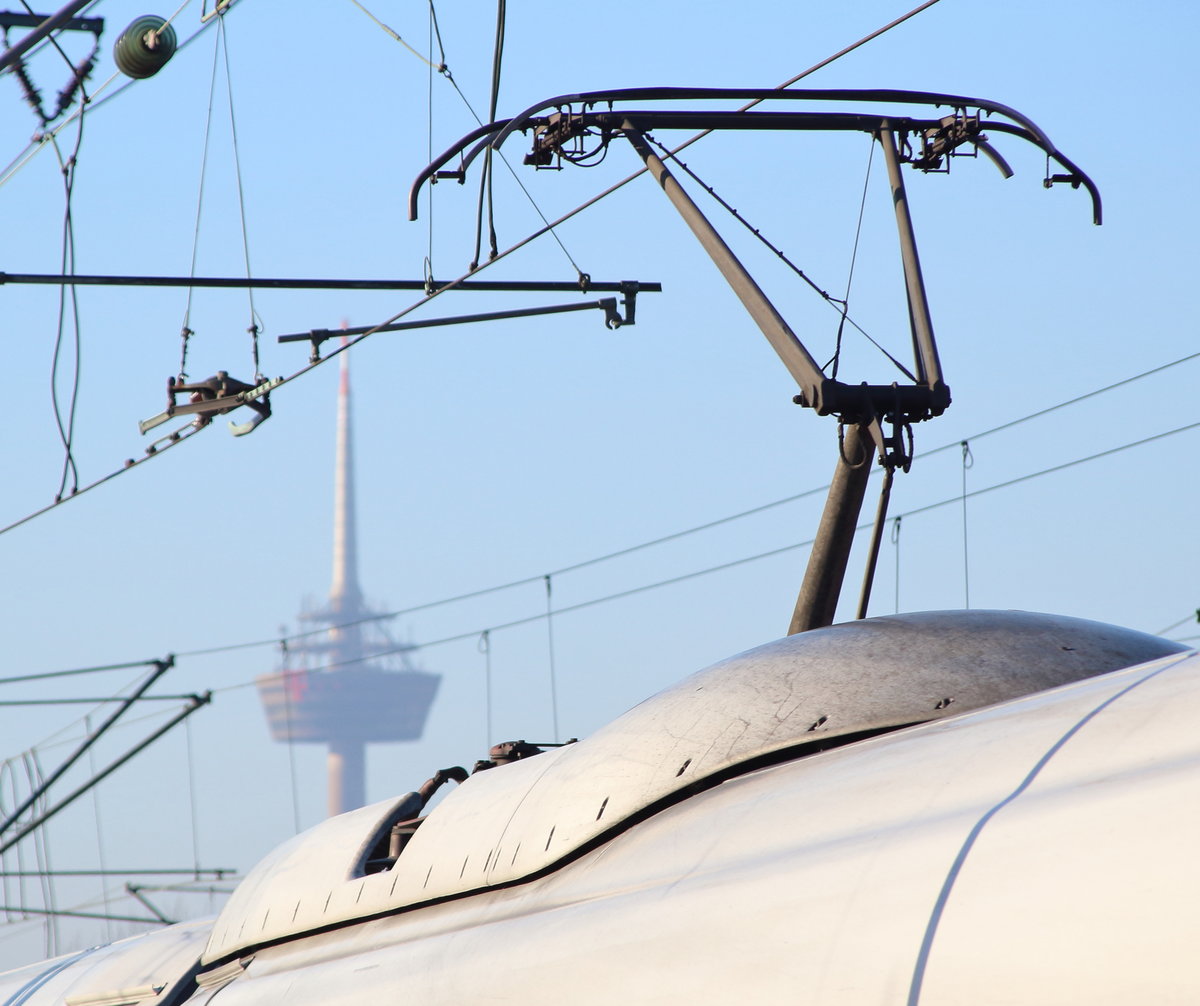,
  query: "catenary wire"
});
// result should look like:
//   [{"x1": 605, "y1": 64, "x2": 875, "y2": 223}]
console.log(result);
[
  {"x1": 48, "y1": 125, "x2": 85, "y2": 499},
  {"x1": 1156, "y1": 611, "x2": 1200, "y2": 636},
  {"x1": 345, "y1": 0, "x2": 443, "y2": 70},
  {"x1": 0, "y1": 420, "x2": 204, "y2": 539},
  {"x1": 0, "y1": 172, "x2": 611, "y2": 542},
  {"x1": 144, "y1": 355, "x2": 1200, "y2": 663},
  {"x1": 0, "y1": 0, "x2": 1180, "y2": 662},
  {"x1": 184, "y1": 716, "x2": 201, "y2": 875},
  {"x1": 0, "y1": 658, "x2": 168, "y2": 688},
  {"x1": 960, "y1": 439, "x2": 972, "y2": 608},
  {"x1": 0, "y1": 0, "x2": 602, "y2": 538},
  {"x1": 263, "y1": 0, "x2": 956, "y2": 406},
  {"x1": 544, "y1": 575, "x2": 560, "y2": 742},
  {"x1": 179, "y1": 22, "x2": 226, "y2": 378},
  {"x1": 85, "y1": 712, "x2": 113, "y2": 941},
  {"x1": 469, "y1": 0, "x2": 506, "y2": 268},
  {"x1": 9, "y1": 0, "x2": 93, "y2": 499},
  {"x1": 2, "y1": 251, "x2": 1197, "y2": 604},
  {"x1": 425, "y1": 3, "x2": 435, "y2": 281},
  {"x1": 210, "y1": 416, "x2": 1200, "y2": 681},
  {"x1": 433, "y1": 18, "x2": 585, "y2": 278},
  {"x1": 830, "y1": 139, "x2": 876, "y2": 379},
  {"x1": 0, "y1": 695, "x2": 196, "y2": 705},
  {"x1": 178, "y1": 349, "x2": 1200, "y2": 656},
  {"x1": 8, "y1": 697, "x2": 201, "y2": 762},
  {"x1": 216, "y1": 13, "x2": 263, "y2": 375},
  {"x1": 48, "y1": 398, "x2": 1194, "y2": 710}
]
